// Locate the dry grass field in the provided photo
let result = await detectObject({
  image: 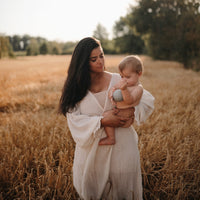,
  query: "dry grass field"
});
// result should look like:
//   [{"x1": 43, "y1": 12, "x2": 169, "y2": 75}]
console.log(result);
[{"x1": 0, "y1": 55, "x2": 199, "y2": 200}]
